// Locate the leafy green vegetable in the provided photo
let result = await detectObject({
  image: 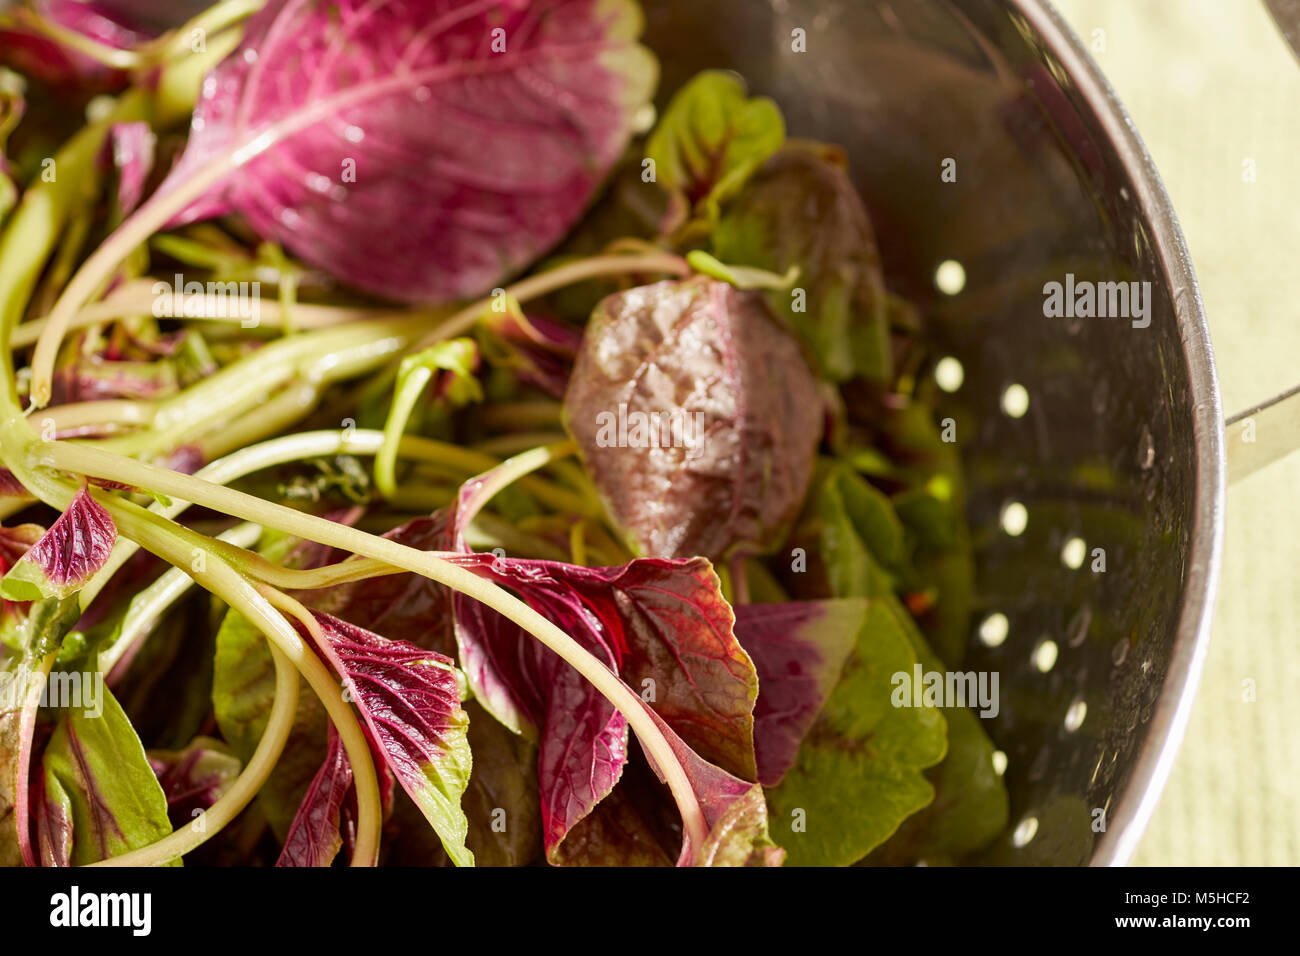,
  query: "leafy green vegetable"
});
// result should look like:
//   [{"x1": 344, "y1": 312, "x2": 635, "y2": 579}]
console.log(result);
[
  {"x1": 866, "y1": 594, "x2": 1008, "y2": 865},
  {"x1": 0, "y1": 16, "x2": 990, "y2": 871},
  {"x1": 714, "y1": 147, "x2": 892, "y2": 382},
  {"x1": 645, "y1": 69, "x2": 784, "y2": 233},
  {"x1": 564, "y1": 276, "x2": 823, "y2": 561},
  {"x1": 0, "y1": 486, "x2": 116, "y2": 602},
  {"x1": 766, "y1": 600, "x2": 946, "y2": 866},
  {"x1": 40, "y1": 684, "x2": 178, "y2": 866},
  {"x1": 375, "y1": 338, "x2": 482, "y2": 498},
  {"x1": 811, "y1": 463, "x2": 1006, "y2": 864}
]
